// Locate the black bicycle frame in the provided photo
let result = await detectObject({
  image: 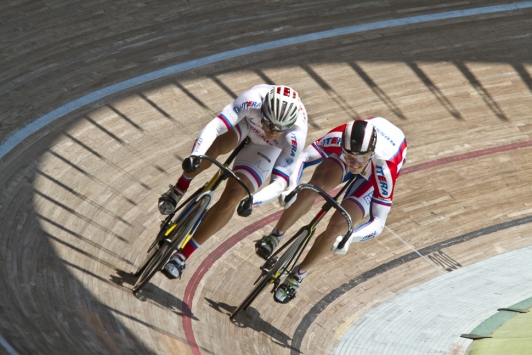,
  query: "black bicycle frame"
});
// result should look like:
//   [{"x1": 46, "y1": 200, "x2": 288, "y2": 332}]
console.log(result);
[{"x1": 266, "y1": 176, "x2": 357, "y2": 270}]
